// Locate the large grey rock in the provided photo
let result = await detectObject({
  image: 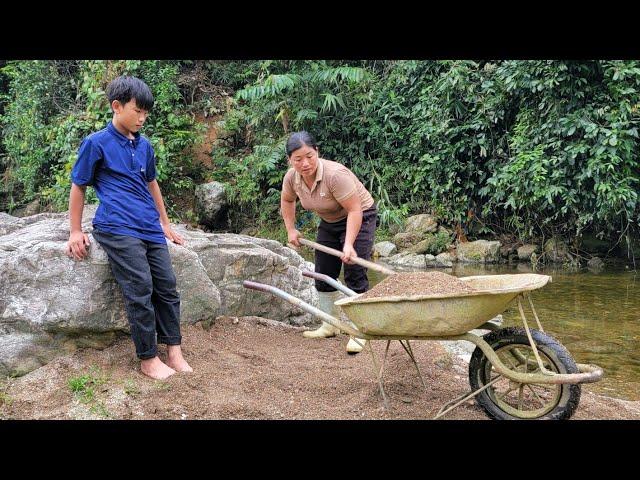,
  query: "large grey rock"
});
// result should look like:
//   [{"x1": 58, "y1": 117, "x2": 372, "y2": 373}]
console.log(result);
[
  {"x1": 424, "y1": 254, "x2": 438, "y2": 267},
  {"x1": 404, "y1": 214, "x2": 438, "y2": 236},
  {"x1": 456, "y1": 240, "x2": 501, "y2": 263},
  {"x1": 0, "y1": 211, "x2": 61, "y2": 236},
  {"x1": 406, "y1": 238, "x2": 433, "y2": 255},
  {"x1": 517, "y1": 244, "x2": 539, "y2": 261},
  {"x1": 0, "y1": 206, "x2": 317, "y2": 376},
  {"x1": 424, "y1": 252, "x2": 454, "y2": 268},
  {"x1": 195, "y1": 181, "x2": 228, "y2": 229},
  {"x1": 373, "y1": 241, "x2": 397, "y2": 258}
]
